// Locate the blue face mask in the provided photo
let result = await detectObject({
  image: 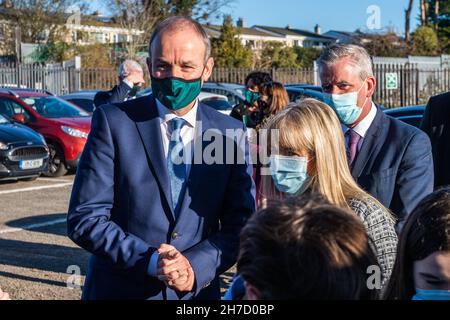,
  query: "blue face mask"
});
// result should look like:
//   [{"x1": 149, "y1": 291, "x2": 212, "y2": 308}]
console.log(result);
[
  {"x1": 412, "y1": 289, "x2": 450, "y2": 301},
  {"x1": 323, "y1": 80, "x2": 368, "y2": 125},
  {"x1": 270, "y1": 155, "x2": 310, "y2": 195}
]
